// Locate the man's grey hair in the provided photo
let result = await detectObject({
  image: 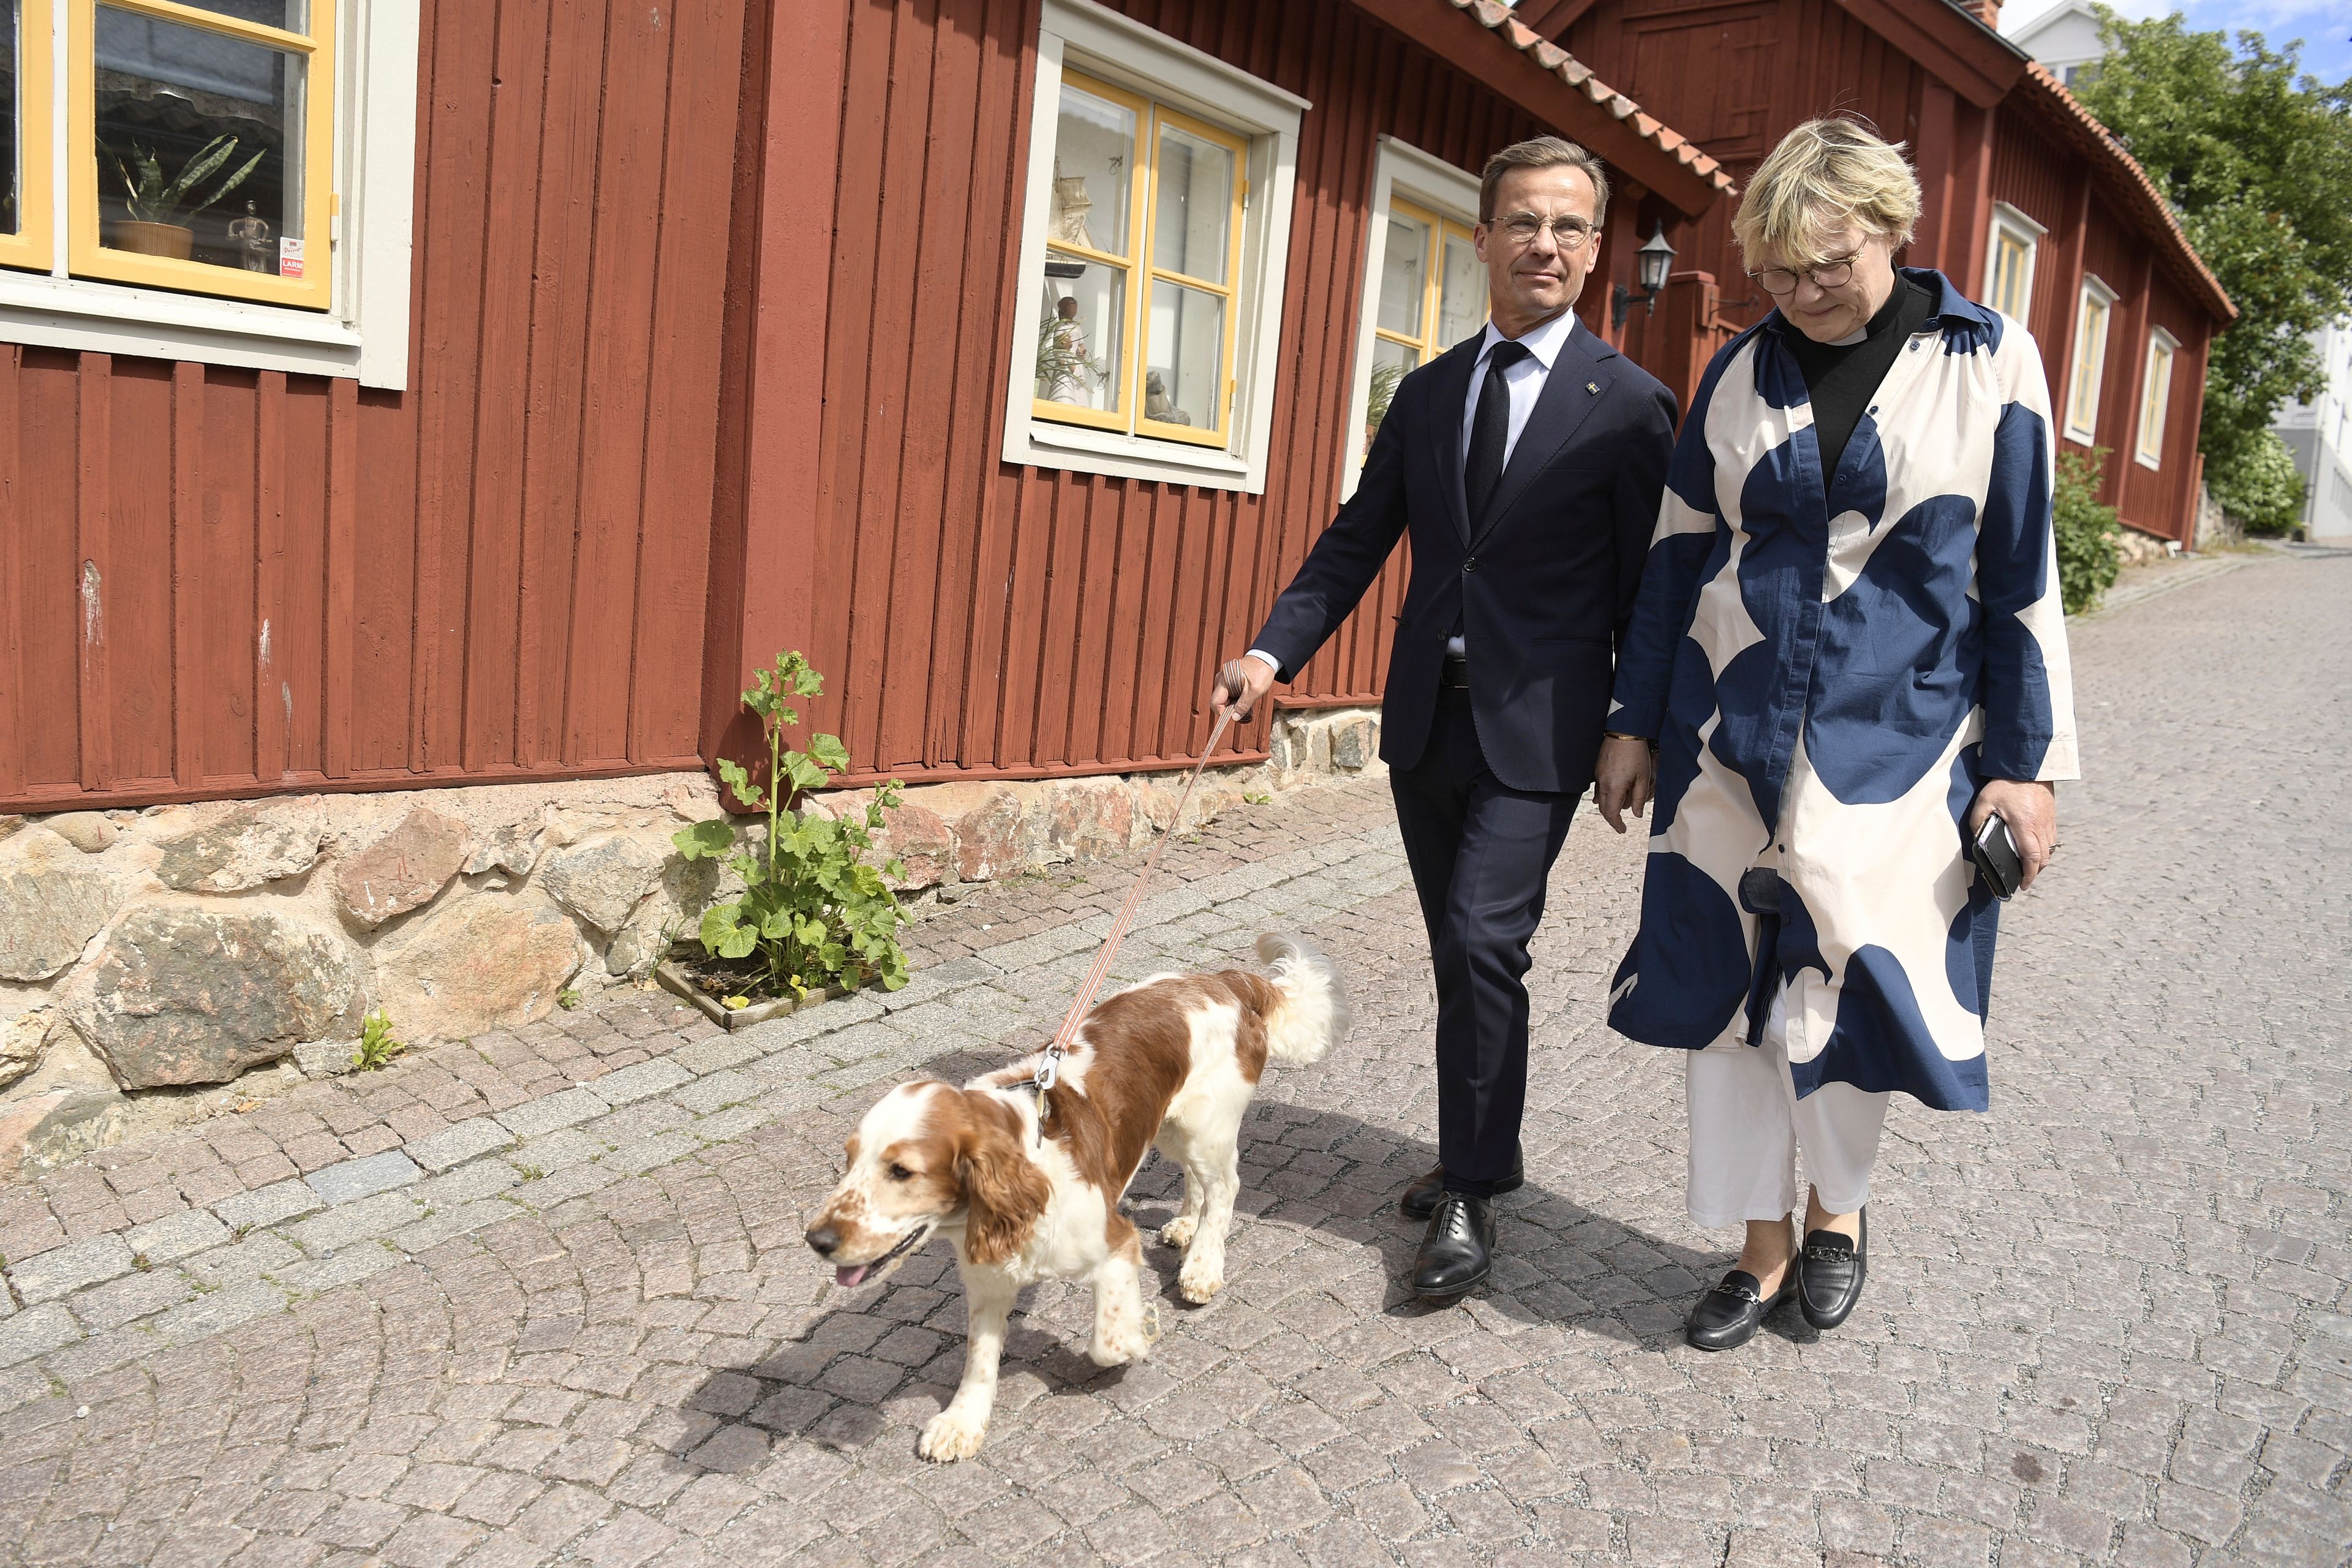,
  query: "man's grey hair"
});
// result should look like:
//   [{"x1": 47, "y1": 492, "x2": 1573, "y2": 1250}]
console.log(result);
[{"x1": 1479, "y1": 136, "x2": 1610, "y2": 228}]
